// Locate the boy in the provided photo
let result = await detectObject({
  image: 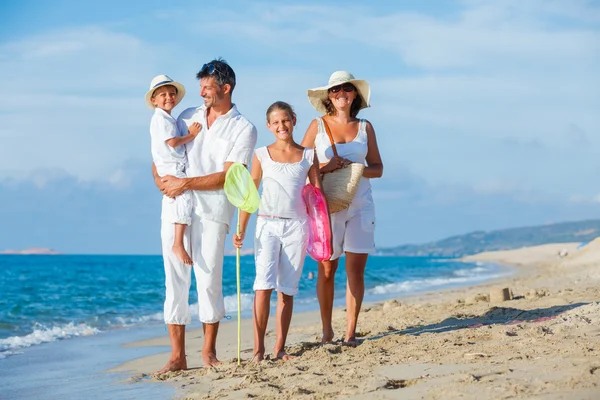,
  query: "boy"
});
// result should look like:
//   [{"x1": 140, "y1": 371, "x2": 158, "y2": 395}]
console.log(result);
[{"x1": 146, "y1": 74, "x2": 201, "y2": 265}]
